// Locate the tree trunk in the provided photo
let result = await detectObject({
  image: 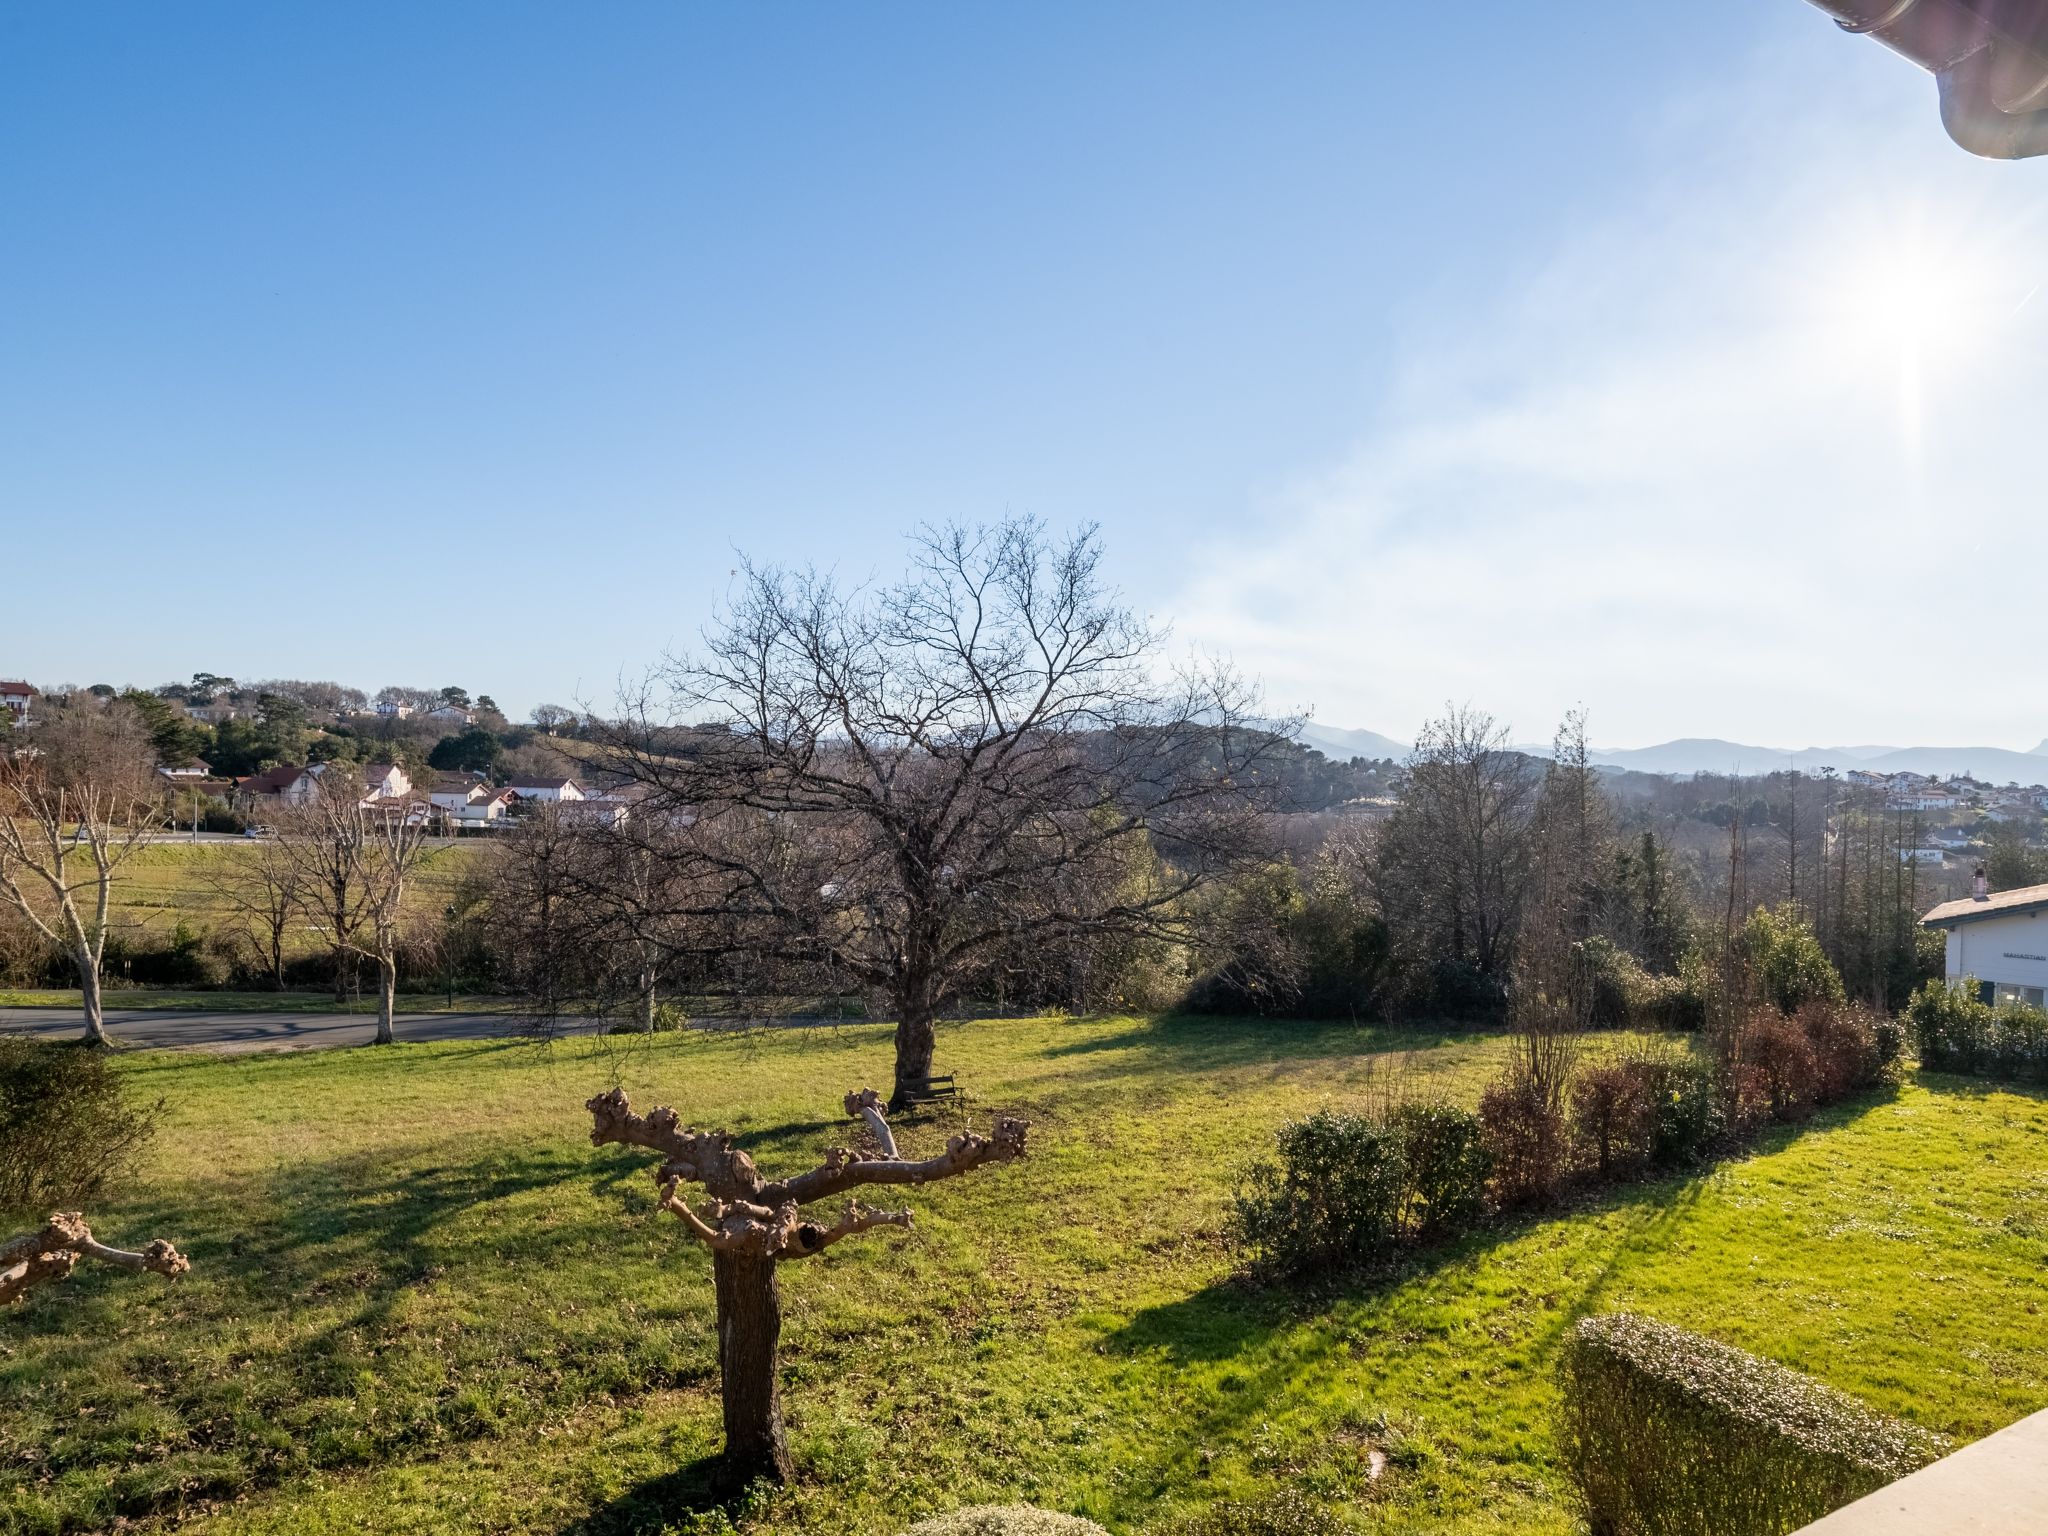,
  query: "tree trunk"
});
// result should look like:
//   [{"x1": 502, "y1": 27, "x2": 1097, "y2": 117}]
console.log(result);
[
  {"x1": 890, "y1": 994, "x2": 937, "y2": 1111},
  {"x1": 712, "y1": 1251, "x2": 793, "y2": 1486},
  {"x1": 373, "y1": 954, "x2": 396, "y2": 1045},
  {"x1": 639, "y1": 965, "x2": 656, "y2": 1031},
  {"x1": 78, "y1": 957, "x2": 110, "y2": 1047}
]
